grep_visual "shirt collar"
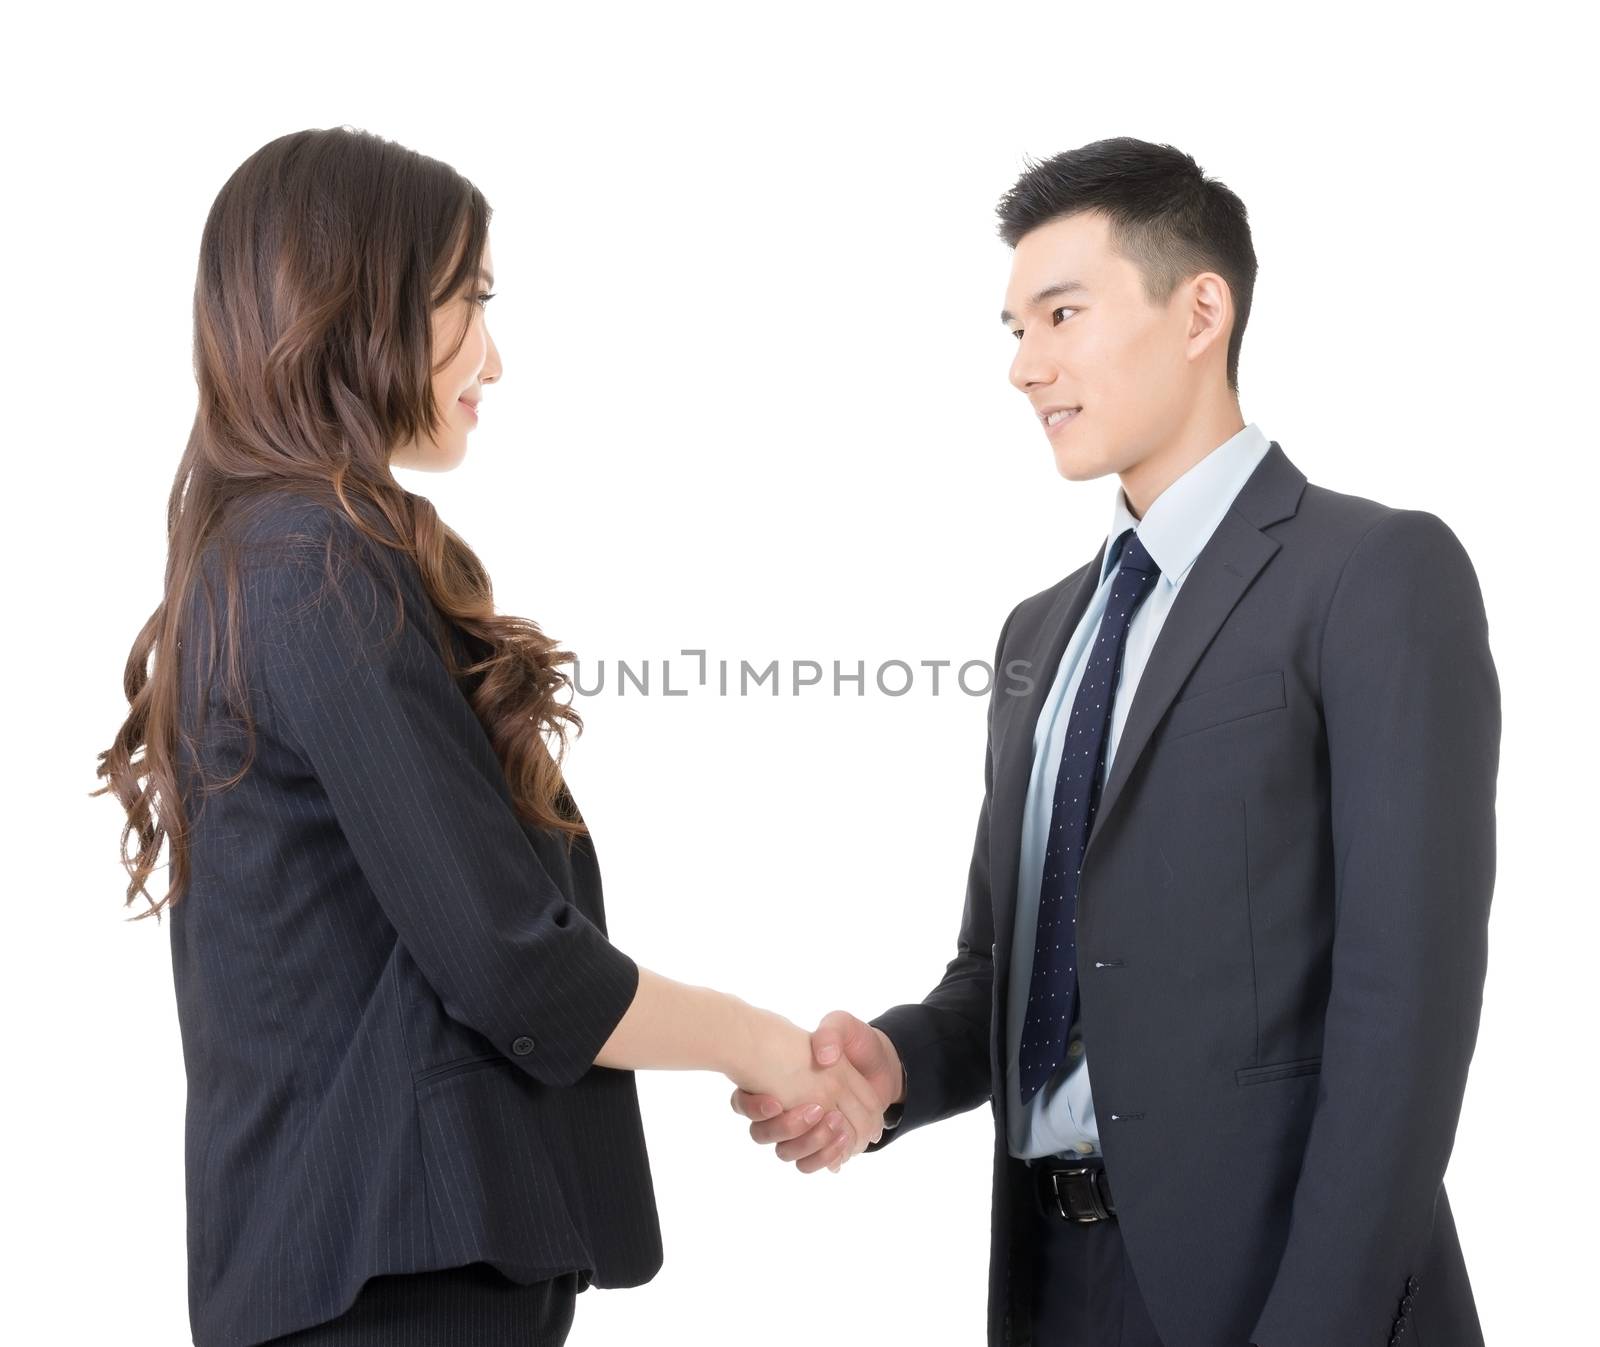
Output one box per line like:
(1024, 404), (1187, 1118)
(1098, 423), (1272, 588)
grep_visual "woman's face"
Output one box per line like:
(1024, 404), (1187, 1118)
(390, 235), (501, 473)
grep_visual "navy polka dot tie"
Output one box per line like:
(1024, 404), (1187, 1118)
(1019, 527), (1162, 1105)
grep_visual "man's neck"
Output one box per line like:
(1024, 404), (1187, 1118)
(1119, 400), (1246, 517)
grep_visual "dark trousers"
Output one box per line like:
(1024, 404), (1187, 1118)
(258, 1262), (579, 1346)
(1030, 1161), (1166, 1347)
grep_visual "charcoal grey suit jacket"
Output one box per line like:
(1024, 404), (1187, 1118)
(867, 440), (1499, 1347)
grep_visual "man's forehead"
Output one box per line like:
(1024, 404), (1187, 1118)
(1002, 220), (1132, 316)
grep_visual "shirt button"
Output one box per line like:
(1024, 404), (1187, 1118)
(1075, 1140), (1095, 1154)
(511, 1036), (536, 1055)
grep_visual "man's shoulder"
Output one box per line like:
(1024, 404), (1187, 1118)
(1296, 479), (1398, 542)
(1294, 482), (1472, 584)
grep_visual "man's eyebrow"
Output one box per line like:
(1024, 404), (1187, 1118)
(1000, 279), (1087, 325)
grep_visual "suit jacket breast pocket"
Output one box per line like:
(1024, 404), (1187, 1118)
(1162, 669), (1286, 741)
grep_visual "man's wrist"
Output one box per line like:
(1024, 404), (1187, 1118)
(876, 1027), (907, 1126)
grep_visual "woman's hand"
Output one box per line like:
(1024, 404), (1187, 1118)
(725, 1005), (886, 1172)
(730, 1010), (906, 1174)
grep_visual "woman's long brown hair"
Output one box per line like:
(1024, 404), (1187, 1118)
(94, 125), (585, 922)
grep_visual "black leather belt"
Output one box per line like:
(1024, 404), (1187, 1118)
(1032, 1159), (1117, 1223)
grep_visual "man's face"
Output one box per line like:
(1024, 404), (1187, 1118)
(1002, 209), (1198, 482)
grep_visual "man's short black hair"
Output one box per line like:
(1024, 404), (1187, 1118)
(997, 137), (1257, 392)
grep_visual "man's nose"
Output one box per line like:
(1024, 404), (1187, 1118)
(1009, 333), (1055, 392)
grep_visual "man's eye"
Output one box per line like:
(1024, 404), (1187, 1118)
(1011, 307), (1076, 338)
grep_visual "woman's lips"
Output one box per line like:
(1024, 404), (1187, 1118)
(458, 399), (478, 421)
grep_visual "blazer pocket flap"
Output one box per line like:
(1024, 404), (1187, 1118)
(1235, 1054), (1322, 1086)
(1164, 669), (1286, 740)
(414, 1061), (595, 1273)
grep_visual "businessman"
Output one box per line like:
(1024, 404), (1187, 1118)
(733, 138), (1499, 1347)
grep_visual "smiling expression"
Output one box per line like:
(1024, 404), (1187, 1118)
(389, 233), (502, 473)
(1002, 209), (1228, 485)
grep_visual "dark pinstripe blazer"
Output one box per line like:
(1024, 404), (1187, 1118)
(866, 441), (1499, 1347)
(171, 490), (662, 1347)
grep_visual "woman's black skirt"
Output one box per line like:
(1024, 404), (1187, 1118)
(257, 1262), (580, 1346)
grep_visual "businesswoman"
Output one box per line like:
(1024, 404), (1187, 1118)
(94, 126), (888, 1347)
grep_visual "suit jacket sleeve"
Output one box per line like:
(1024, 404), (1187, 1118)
(250, 522), (641, 1090)
(863, 601), (1020, 1149)
(1250, 509), (1500, 1345)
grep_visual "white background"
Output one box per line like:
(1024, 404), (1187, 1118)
(7, 1), (1594, 1342)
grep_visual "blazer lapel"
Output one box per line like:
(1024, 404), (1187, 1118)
(989, 441), (1307, 982)
(1082, 442), (1305, 868)
(989, 544), (1105, 991)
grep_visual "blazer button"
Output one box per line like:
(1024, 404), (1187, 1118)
(511, 1036), (536, 1055)
(1406, 1274), (1421, 1294)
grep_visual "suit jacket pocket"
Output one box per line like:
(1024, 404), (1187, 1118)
(1164, 669), (1286, 740)
(413, 1051), (508, 1085)
(1235, 1054), (1322, 1086)
(414, 1059), (596, 1277)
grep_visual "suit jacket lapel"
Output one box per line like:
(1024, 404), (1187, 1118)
(989, 441), (1307, 986)
(989, 543), (1105, 994)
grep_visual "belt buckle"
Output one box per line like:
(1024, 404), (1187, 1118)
(1050, 1165), (1111, 1223)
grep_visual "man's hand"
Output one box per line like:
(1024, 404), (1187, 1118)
(725, 1004), (885, 1169)
(730, 1010), (905, 1174)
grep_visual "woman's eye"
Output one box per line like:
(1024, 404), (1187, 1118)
(473, 291), (496, 308)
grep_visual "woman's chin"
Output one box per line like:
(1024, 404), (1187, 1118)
(392, 440), (468, 473)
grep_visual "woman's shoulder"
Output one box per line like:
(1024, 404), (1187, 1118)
(228, 488), (367, 557)
(215, 489), (422, 597)
(195, 489), (447, 668)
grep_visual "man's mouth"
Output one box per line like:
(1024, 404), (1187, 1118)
(1041, 406), (1082, 428)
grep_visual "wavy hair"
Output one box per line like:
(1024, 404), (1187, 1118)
(94, 125), (585, 922)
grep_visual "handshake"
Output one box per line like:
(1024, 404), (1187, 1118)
(726, 1008), (906, 1174)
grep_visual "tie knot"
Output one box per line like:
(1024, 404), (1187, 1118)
(1114, 529), (1160, 578)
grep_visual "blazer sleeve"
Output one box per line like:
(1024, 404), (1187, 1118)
(863, 601), (1019, 1149)
(1250, 508), (1500, 1346)
(249, 524), (641, 1090)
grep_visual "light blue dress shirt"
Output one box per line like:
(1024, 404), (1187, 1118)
(1005, 422), (1273, 1160)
